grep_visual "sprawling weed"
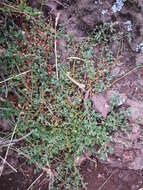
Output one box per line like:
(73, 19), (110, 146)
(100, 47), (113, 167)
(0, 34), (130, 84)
(0, 2), (128, 189)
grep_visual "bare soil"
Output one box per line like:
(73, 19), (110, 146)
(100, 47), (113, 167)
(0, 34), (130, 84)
(81, 161), (143, 190)
(0, 160), (143, 190)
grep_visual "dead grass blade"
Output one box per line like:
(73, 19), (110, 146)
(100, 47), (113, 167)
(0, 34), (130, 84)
(97, 171), (116, 190)
(66, 72), (86, 91)
(0, 70), (31, 85)
(55, 12), (61, 80)
(0, 130), (33, 146)
(67, 56), (85, 62)
(108, 66), (143, 88)
(0, 155), (17, 173)
(0, 117), (19, 176)
(27, 172), (44, 190)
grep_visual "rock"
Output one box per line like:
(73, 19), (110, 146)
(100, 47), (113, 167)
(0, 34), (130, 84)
(91, 93), (110, 118)
(130, 124), (141, 144)
(44, 0), (112, 37)
(128, 151), (143, 170)
(82, 15), (96, 28)
(127, 107), (143, 125)
(137, 79), (143, 86)
(122, 150), (135, 163)
(126, 99), (143, 125)
(136, 54), (143, 65)
(106, 90), (128, 106)
(127, 99), (143, 108)
(113, 143), (124, 157)
(111, 66), (121, 77)
(0, 118), (10, 131)
(103, 127), (143, 170)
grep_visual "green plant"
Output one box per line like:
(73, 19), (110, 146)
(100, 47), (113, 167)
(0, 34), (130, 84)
(0, 3), (128, 189)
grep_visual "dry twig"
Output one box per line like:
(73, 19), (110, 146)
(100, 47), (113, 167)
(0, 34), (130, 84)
(0, 155), (17, 173)
(0, 70), (31, 85)
(12, 148), (54, 189)
(0, 117), (19, 176)
(54, 12), (61, 80)
(54, 0), (68, 8)
(66, 72), (85, 91)
(97, 171), (115, 190)
(108, 66), (143, 88)
(67, 56), (85, 62)
(0, 130), (33, 146)
(0, 2), (37, 22)
(27, 172), (44, 190)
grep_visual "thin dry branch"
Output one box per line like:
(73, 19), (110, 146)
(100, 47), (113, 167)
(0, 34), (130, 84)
(54, 0), (68, 8)
(0, 70), (31, 85)
(0, 155), (17, 173)
(27, 172), (44, 190)
(54, 12), (61, 80)
(0, 2), (37, 22)
(66, 72), (86, 91)
(11, 148), (54, 189)
(67, 56), (86, 62)
(97, 171), (115, 190)
(108, 66), (143, 88)
(0, 130), (33, 146)
(0, 118), (19, 176)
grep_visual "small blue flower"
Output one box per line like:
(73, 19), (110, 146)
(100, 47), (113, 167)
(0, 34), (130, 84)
(112, 0), (126, 13)
(101, 9), (108, 15)
(136, 43), (143, 53)
(124, 20), (132, 32)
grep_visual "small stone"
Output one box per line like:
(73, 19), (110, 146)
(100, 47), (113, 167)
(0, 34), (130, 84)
(0, 118), (10, 131)
(126, 99), (143, 125)
(111, 66), (121, 77)
(58, 39), (67, 50)
(128, 154), (143, 170)
(93, 46), (100, 55)
(127, 99), (143, 108)
(122, 150), (135, 162)
(106, 90), (127, 106)
(128, 107), (143, 125)
(113, 143), (124, 157)
(91, 93), (110, 118)
(74, 155), (87, 166)
(136, 54), (143, 65)
(138, 79), (143, 86)
(130, 124), (141, 143)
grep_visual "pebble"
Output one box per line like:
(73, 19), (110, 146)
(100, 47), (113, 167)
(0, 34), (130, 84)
(111, 66), (121, 77)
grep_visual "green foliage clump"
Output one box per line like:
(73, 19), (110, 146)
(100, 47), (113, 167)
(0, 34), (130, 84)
(0, 3), (128, 189)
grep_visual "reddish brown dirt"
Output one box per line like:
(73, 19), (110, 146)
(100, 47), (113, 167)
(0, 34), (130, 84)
(0, 164), (48, 190)
(81, 161), (143, 190)
(0, 161), (143, 190)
